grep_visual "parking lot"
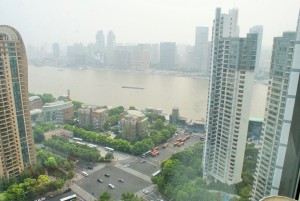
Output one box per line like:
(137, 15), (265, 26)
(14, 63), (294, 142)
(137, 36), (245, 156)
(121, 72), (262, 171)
(76, 165), (152, 200)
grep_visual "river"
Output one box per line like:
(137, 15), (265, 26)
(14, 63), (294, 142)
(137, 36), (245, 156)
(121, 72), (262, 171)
(28, 65), (268, 121)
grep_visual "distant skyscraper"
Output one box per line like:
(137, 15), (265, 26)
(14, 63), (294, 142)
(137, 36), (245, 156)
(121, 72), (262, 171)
(96, 30), (105, 51)
(203, 8), (258, 185)
(95, 30), (105, 66)
(249, 25), (263, 75)
(194, 27), (209, 74)
(52, 42), (60, 58)
(252, 11), (300, 201)
(105, 30), (116, 67)
(160, 42), (176, 69)
(0, 25), (36, 178)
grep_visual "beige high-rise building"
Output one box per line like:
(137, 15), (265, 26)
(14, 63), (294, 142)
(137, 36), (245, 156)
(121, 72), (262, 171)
(0, 25), (36, 178)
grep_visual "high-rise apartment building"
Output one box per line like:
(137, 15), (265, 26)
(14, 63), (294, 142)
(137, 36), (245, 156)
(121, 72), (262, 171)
(203, 8), (258, 185)
(160, 42), (176, 69)
(252, 11), (300, 201)
(0, 25), (36, 178)
(194, 27), (209, 75)
(249, 25), (263, 76)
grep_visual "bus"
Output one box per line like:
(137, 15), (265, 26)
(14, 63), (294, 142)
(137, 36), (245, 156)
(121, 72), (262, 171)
(105, 147), (114, 152)
(73, 137), (83, 142)
(60, 194), (76, 201)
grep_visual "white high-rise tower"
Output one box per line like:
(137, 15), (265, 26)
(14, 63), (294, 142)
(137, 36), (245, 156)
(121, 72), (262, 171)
(203, 8), (258, 185)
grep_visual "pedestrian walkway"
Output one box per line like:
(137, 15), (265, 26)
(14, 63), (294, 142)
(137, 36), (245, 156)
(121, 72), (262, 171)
(135, 184), (156, 197)
(70, 183), (97, 201)
(114, 163), (152, 183)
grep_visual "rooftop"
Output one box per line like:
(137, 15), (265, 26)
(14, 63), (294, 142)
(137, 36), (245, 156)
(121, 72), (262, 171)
(126, 110), (145, 118)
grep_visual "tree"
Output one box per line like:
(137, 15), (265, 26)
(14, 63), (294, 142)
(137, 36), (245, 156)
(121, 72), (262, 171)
(99, 191), (111, 201)
(39, 93), (56, 104)
(128, 106), (136, 110)
(105, 152), (114, 160)
(44, 157), (58, 169)
(121, 192), (142, 201)
(33, 127), (45, 143)
(154, 119), (164, 130)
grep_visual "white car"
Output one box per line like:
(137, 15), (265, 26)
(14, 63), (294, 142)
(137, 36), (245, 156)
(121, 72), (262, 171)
(142, 190), (149, 194)
(108, 184), (115, 189)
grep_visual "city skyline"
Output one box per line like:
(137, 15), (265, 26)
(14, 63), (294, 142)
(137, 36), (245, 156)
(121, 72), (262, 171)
(1, 0), (299, 47)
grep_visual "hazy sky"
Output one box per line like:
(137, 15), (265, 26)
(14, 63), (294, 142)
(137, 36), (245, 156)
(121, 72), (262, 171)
(1, 0), (299, 47)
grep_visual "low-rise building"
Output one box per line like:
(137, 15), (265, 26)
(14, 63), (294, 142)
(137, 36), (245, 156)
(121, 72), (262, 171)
(42, 101), (73, 124)
(120, 110), (148, 142)
(78, 105), (108, 131)
(29, 96), (43, 110)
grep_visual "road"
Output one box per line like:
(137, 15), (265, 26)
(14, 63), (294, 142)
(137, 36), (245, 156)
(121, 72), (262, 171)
(68, 132), (201, 201)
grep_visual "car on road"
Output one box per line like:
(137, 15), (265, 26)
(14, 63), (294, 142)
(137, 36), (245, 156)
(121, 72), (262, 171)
(97, 178), (103, 183)
(140, 160), (146, 163)
(142, 190), (149, 194)
(123, 164), (130, 167)
(108, 184), (115, 189)
(87, 166), (93, 170)
(104, 173), (110, 177)
(118, 179), (124, 183)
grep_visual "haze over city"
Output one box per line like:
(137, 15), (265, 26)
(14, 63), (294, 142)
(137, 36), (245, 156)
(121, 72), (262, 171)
(1, 0), (299, 47)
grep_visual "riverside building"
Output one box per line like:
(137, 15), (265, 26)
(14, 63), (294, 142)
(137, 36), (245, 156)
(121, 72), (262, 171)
(203, 8), (258, 185)
(0, 25), (36, 178)
(252, 10), (300, 201)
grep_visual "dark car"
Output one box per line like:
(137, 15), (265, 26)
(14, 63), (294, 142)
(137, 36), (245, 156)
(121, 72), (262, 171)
(118, 179), (124, 183)
(104, 173), (110, 177)
(87, 166), (93, 170)
(64, 188), (71, 193)
(97, 178), (103, 183)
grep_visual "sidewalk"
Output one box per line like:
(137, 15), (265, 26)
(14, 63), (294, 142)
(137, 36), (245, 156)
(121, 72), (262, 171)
(70, 183), (97, 201)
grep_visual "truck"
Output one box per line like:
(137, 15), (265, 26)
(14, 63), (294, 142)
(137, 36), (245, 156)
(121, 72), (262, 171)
(162, 143), (169, 149)
(182, 136), (190, 142)
(177, 141), (184, 147)
(151, 150), (159, 156)
(152, 146), (159, 151)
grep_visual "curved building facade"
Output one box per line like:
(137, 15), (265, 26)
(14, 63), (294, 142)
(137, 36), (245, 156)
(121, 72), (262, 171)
(0, 25), (36, 178)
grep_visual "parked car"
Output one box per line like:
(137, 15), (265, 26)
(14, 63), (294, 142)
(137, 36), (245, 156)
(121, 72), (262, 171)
(140, 160), (146, 163)
(142, 190), (149, 194)
(87, 166), (93, 170)
(108, 184), (115, 189)
(104, 173), (110, 177)
(118, 179), (124, 183)
(97, 178), (103, 183)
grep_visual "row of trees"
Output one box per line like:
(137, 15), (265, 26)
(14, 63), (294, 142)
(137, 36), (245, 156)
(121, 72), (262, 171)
(44, 137), (101, 162)
(64, 124), (132, 152)
(64, 118), (176, 156)
(98, 191), (142, 201)
(0, 175), (65, 201)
